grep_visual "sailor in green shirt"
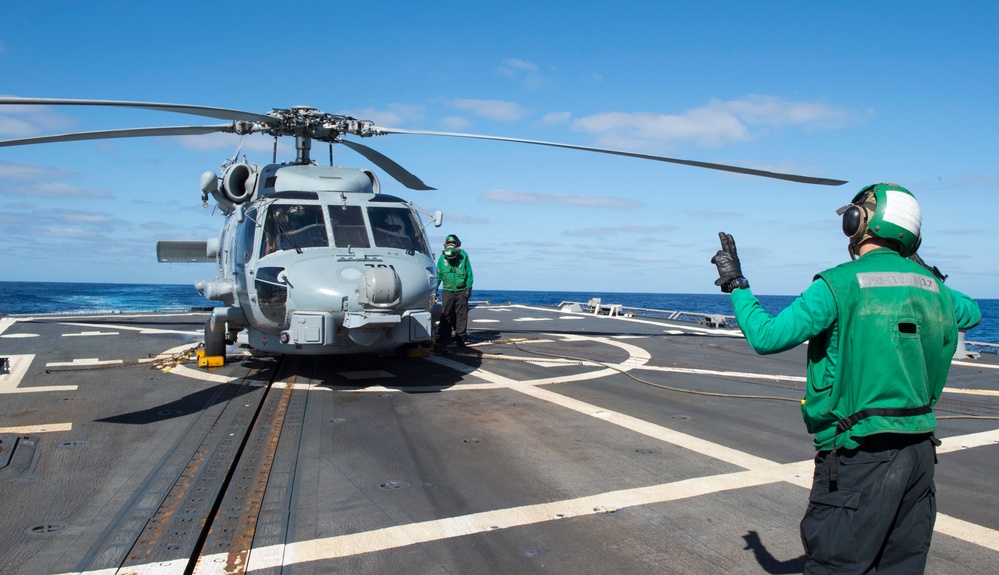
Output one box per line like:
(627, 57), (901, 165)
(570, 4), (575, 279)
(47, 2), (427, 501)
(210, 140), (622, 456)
(711, 183), (981, 574)
(435, 234), (474, 347)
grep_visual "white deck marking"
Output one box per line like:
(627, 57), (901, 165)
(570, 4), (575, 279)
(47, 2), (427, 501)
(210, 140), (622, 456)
(62, 331), (119, 337)
(214, 428), (999, 570)
(0, 423), (72, 433)
(1, 333), (39, 338)
(41, 319), (999, 574)
(0, 317), (15, 335)
(0, 355), (78, 393)
(943, 387), (999, 397)
(636, 363), (807, 383)
(46, 358), (123, 367)
(953, 359), (999, 370)
(935, 428), (999, 454)
(63, 321), (202, 336)
(339, 370), (396, 380)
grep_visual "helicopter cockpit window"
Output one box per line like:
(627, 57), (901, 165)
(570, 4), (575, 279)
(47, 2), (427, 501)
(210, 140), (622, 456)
(368, 207), (428, 254)
(328, 205), (371, 248)
(260, 203), (328, 257)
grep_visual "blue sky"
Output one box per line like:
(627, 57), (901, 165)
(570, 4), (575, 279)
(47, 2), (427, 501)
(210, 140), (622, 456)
(1, 1), (997, 298)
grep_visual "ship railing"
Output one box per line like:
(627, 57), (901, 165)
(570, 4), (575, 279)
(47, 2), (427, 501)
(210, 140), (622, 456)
(966, 341), (998, 354)
(556, 299), (739, 329)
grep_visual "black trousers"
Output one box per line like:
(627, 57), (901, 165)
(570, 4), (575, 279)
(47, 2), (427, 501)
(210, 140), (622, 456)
(438, 289), (470, 342)
(801, 433), (936, 574)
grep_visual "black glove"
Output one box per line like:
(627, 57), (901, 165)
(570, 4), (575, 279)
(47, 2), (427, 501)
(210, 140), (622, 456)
(909, 253), (948, 282)
(711, 232), (748, 293)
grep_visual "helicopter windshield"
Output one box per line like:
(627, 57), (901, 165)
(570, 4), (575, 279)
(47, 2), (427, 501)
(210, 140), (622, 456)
(328, 205), (371, 248)
(367, 207), (429, 254)
(260, 203), (328, 257)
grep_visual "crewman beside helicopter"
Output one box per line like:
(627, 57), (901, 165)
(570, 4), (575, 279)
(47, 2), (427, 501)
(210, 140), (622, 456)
(435, 234), (474, 347)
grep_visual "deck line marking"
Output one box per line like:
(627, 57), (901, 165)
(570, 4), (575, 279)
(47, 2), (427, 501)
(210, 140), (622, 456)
(935, 428), (999, 454)
(636, 364), (808, 383)
(62, 331), (119, 337)
(227, 433), (999, 570)
(63, 322), (203, 336)
(0, 355), (78, 393)
(952, 359), (999, 370)
(0, 317), (16, 335)
(169, 364), (238, 383)
(0, 423), (72, 433)
(236, 468), (780, 568)
(942, 387), (999, 397)
(46, 358), (123, 367)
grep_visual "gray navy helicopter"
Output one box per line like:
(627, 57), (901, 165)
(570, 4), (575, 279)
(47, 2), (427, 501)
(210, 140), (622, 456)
(0, 98), (846, 359)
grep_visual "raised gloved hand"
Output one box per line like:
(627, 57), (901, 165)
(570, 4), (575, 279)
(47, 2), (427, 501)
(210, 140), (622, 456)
(909, 253), (948, 282)
(711, 232), (749, 293)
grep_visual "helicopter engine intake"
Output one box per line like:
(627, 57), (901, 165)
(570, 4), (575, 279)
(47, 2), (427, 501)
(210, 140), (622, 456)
(222, 163), (258, 204)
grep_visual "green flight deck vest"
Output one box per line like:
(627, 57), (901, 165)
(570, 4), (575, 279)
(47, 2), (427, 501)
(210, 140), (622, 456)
(803, 248), (957, 452)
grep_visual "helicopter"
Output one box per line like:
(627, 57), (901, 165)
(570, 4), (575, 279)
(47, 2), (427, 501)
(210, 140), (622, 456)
(0, 97), (847, 359)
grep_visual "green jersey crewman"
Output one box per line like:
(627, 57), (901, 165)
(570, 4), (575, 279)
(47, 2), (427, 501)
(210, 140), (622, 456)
(436, 234), (473, 347)
(711, 183), (981, 573)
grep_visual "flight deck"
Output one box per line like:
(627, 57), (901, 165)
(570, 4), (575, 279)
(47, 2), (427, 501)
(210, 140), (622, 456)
(1, 304), (997, 574)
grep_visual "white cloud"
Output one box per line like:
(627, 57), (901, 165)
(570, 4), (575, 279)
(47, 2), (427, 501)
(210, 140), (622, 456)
(482, 189), (643, 209)
(441, 212), (489, 224)
(498, 58), (538, 76)
(497, 58), (548, 89)
(541, 111), (572, 126)
(448, 99), (532, 122)
(0, 100), (77, 137)
(572, 95), (866, 150)
(0, 161), (75, 180)
(563, 224), (680, 237)
(0, 181), (111, 199)
(439, 116), (471, 131)
(343, 104), (426, 127)
(177, 132), (284, 154)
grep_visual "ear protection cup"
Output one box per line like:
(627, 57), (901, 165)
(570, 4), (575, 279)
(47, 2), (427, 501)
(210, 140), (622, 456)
(841, 204), (869, 240)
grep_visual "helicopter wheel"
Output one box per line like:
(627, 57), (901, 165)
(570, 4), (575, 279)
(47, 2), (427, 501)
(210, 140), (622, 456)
(204, 319), (227, 357)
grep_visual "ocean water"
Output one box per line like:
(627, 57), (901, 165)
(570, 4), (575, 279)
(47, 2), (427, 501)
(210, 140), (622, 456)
(1, 282), (996, 344)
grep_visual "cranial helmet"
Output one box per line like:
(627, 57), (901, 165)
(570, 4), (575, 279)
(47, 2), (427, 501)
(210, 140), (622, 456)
(837, 183), (922, 258)
(444, 234), (461, 247)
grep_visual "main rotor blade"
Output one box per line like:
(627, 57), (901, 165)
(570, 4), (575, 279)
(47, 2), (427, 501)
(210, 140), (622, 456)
(373, 127), (848, 186)
(339, 139), (435, 191)
(0, 97), (276, 124)
(0, 125), (239, 148)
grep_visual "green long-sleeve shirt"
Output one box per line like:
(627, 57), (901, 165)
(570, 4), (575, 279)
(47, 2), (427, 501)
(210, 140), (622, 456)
(730, 251), (981, 450)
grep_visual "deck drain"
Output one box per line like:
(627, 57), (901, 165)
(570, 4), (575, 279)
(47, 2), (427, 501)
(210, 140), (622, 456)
(635, 448), (658, 454)
(57, 441), (88, 449)
(25, 522), (68, 535)
(330, 418), (348, 424)
(157, 409), (182, 416)
(459, 438), (481, 444)
(520, 548), (545, 558)
(379, 480), (409, 490)
(670, 415), (691, 421)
